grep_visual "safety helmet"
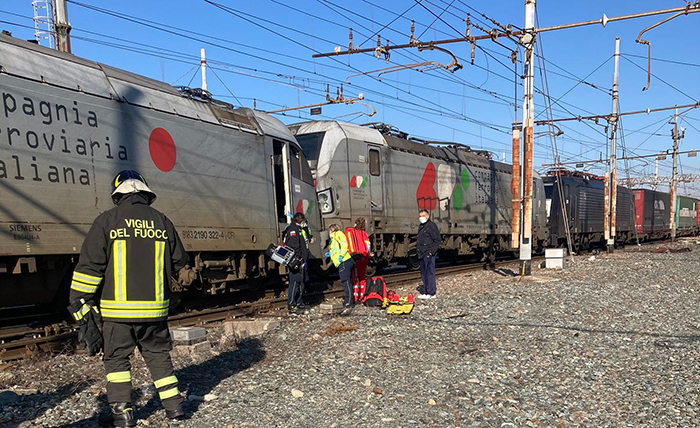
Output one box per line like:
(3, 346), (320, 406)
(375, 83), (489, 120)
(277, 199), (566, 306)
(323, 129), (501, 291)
(111, 170), (156, 204)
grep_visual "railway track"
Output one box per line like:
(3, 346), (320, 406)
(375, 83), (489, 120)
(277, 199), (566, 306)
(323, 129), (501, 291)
(0, 256), (539, 362)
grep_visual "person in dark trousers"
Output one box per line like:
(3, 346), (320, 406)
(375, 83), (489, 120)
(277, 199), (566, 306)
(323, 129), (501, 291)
(416, 209), (440, 299)
(283, 212), (308, 314)
(67, 170), (189, 427)
(300, 218), (312, 299)
(327, 223), (355, 309)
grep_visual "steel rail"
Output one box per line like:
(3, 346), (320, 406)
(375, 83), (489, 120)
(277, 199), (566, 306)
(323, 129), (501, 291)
(0, 259), (523, 362)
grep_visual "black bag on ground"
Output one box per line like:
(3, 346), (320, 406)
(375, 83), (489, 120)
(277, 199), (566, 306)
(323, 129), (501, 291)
(362, 277), (387, 307)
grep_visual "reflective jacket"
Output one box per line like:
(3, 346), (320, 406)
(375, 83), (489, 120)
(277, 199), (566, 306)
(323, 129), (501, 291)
(69, 193), (189, 323)
(329, 230), (351, 268)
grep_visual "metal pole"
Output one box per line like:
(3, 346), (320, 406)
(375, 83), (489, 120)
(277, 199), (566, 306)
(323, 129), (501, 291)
(654, 156), (658, 189)
(607, 37), (620, 253)
(50, 0), (71, 53)
(519, 0), (536, 276)
(670, 107), (679, 242)
(200, 48), (208, 91)
(511, 123), (521, 250)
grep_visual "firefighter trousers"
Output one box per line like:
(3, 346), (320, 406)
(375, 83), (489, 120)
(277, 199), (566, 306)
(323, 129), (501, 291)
(103, 321), (182, 411)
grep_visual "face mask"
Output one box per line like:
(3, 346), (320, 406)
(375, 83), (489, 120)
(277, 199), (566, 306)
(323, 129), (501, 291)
(419, 217), (428, 224)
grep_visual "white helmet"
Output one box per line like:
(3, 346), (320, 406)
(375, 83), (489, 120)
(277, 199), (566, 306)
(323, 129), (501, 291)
(111, 170), (156, 204)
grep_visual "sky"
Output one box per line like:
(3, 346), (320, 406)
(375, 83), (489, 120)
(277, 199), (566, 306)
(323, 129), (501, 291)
(2, 0), (699, 195)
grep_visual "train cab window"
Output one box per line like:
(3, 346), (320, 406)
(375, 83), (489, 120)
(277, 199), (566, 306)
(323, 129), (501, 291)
(295, 131), (325, 162)
(369, 149), (380, 176)
(299, 150), (314, 185)
(544, 184), (553, 200)
(290, 146), (314, 185)
(290, 146), (302, 180)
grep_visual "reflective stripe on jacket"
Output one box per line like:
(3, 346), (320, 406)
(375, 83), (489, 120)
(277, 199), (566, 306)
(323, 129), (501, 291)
(69, 193), (189, 322)
(329, 230), (351, 268)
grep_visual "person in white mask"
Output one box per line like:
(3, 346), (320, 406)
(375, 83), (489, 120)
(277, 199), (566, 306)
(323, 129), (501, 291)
(416, 209), (440, 299)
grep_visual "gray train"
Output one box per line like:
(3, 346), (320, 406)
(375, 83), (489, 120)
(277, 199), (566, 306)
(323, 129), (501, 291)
(289, 121), (697, 267)
(0, 33), (322, 310)
(289, 120), (550, 269)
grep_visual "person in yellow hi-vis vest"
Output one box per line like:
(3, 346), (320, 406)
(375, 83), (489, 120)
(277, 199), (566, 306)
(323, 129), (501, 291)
(326, 224), (355, 309)
(345, 217), (371, 302)
(66, 170), (189, 427)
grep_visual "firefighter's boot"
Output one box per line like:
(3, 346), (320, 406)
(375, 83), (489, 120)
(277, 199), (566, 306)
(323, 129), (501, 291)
(165, 403), (185, 420)
(98, 402), (136, 427)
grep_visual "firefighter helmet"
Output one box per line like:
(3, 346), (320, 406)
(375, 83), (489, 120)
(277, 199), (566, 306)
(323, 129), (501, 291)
(111, 170), (156, 204)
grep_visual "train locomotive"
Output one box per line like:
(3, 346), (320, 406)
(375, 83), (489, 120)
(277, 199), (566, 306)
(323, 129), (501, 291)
(1, 32), (697, 315)
(0, 33), (323, 311)
(543, 171), (636, 251)
(291, 120), (699, 265)
(289, 120), (549, 269)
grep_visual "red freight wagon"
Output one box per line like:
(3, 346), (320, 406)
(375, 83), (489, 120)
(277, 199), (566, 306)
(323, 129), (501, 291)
(633, 189), (671, 239)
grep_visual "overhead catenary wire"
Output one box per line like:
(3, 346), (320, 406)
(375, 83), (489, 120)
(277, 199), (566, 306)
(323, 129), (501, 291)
(56, 2), (513, 133)
(533, 10), (575, 259)
(200, 0), (512, 132)
(4, 2), (695, 166)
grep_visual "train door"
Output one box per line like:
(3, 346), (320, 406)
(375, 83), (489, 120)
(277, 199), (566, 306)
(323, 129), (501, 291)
(272, 140), (292, 238)
(368, 146), (384, 212)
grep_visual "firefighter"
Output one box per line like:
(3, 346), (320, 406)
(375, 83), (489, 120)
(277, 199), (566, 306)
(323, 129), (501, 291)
(66, 170), (189, 427)
(283, 212), (308, 313)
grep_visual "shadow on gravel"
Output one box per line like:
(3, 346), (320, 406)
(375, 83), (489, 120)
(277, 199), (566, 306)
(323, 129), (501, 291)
(52, 337), (266, 427)
(137, 336), (266, 421)
(2, 383), (88, 428)
(492, 268), (518, 277)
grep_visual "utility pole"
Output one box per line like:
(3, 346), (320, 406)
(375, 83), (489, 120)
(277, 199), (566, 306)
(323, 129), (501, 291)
(511, 122), (520, 251)
(200, 48), (208, 91)
(50, 0), (71, 53)
(605, 37), (620, 253)
(654, 156), (659, 190)
(519, 0), (536, 276)
(670, 107), (684, 241)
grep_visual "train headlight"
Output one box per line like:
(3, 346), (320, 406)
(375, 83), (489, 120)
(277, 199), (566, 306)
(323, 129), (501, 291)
(317, 188), (334, 214)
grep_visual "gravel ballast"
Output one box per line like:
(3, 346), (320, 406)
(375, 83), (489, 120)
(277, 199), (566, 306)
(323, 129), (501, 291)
(1, 241), (699, 427)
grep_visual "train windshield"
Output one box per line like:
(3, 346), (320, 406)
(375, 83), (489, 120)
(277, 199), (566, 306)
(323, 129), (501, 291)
(544, 183), (554, 218)
(295, 132), (326, 167)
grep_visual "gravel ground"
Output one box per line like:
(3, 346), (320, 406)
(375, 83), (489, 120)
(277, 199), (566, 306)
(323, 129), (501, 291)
(2, 240), (700, 427)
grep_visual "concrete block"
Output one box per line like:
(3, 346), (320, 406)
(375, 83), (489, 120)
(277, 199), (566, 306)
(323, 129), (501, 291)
(224, 319), (281, 339)
(545, 248), (566, 258)
(319, 303), (344, 315)
(546, 258), (565, 269)
(171, 327), (207, 345)
(171, 341), (211, 358)
(545, 248), (566, 269)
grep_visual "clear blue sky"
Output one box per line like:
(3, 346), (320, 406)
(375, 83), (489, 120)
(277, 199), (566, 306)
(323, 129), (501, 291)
(2, 0), (699, 195)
